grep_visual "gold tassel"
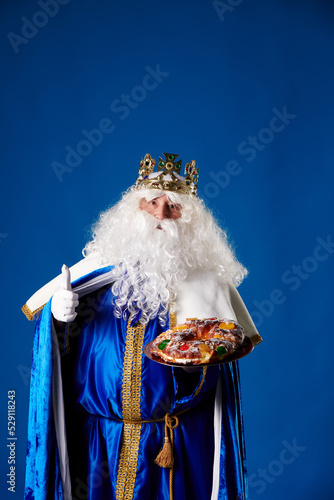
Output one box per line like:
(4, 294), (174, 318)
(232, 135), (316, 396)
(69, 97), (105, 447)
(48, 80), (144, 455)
(155, 436), (174, 468)
(154, 414), (179, 469)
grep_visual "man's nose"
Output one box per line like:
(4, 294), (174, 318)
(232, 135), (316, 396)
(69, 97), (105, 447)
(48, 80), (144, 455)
(154, 203), (169, 219)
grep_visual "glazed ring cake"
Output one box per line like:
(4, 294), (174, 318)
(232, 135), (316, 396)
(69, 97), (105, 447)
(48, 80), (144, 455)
(150, 318), (245, 365)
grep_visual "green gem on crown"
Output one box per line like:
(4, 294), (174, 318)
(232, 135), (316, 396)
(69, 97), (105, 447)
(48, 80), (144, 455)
(137, 153), (199, 196)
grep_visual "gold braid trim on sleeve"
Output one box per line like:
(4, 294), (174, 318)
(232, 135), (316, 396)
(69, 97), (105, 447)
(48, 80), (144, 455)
(21, 303), (45, 321)
(250, 333), (263, 345)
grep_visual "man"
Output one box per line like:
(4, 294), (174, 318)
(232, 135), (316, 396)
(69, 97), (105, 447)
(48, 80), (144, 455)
(23, 153), (262, 500)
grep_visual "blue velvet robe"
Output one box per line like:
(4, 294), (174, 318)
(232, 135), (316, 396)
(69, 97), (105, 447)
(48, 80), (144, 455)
(25, 268), (248, 500)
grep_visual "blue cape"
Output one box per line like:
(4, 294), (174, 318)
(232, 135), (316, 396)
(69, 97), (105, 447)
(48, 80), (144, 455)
(24, 267), (248, 500)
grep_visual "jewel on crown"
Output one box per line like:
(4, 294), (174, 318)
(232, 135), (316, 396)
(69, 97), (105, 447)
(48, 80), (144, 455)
(136, 152), (199, 195)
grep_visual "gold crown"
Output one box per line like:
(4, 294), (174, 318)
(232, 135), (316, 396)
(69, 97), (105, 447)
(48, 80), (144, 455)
(136, 152), (199, 196)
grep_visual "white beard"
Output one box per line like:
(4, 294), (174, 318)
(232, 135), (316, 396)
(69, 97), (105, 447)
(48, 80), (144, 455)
(83, 188), (248, 325)
(110, 210), (191, 326)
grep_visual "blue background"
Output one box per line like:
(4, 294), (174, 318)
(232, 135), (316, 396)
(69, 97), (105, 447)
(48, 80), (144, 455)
(1, 0), (333, 498)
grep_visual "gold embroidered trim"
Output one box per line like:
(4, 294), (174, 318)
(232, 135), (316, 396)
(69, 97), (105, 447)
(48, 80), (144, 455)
(250, 333), (263, 346)
(116, 321), (146, 500)
(21, 303), (45, 321)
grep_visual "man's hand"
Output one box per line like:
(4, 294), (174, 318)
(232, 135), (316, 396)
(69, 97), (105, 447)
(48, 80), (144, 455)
(51, 265), (79, 323)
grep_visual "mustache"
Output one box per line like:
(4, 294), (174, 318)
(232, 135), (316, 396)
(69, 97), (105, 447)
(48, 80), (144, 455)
(135, 210), (181, 238)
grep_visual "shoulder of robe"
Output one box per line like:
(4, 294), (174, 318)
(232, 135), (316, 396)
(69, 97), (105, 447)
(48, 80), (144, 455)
(176, 269), (262, 345)
(21, 252), (107, 321)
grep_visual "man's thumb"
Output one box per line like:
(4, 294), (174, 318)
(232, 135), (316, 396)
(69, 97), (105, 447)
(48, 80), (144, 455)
(62, 264), (72, 290)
